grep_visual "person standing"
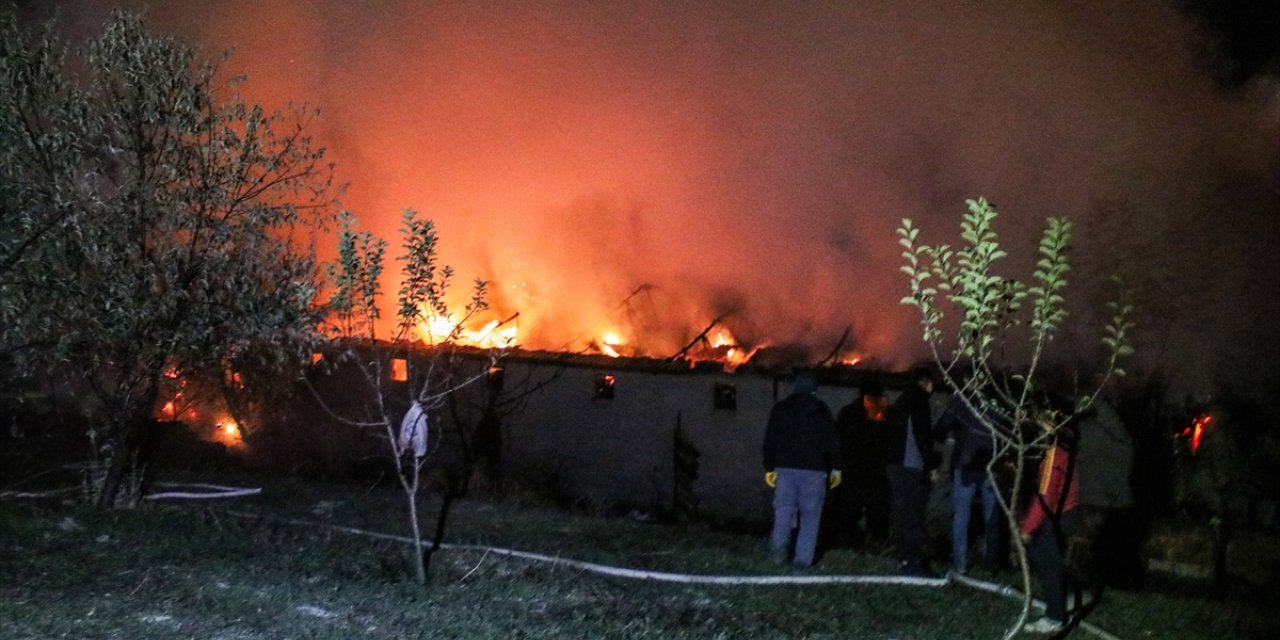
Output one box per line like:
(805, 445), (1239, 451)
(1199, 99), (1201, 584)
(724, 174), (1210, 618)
(885, 367), (940, 576)
(829, 380), (891, 550)
(936, 392), (1002, 576)
(1020, 422), (1082, 634)
(763, 370), (841, 568)
(1076, 397), (1139, 588)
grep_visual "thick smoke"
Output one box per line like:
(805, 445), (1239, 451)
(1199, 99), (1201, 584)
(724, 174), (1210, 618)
(21, 0), (1280, 395)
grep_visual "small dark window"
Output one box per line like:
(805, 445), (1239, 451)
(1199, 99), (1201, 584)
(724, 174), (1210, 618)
(713, 382), (737, 411)
(594, 374), (616, 400)
(487, 366), (505, 392)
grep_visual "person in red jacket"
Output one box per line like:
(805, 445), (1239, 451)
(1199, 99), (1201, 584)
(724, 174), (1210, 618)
(1019, 418), (1082, 634)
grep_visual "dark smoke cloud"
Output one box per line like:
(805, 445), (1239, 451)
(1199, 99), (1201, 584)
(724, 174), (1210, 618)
(21, 0), (1280, 396)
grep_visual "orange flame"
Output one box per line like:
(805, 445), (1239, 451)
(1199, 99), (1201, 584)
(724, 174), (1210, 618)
(416, 315), (518, 349)
(214, 418), (243, 447)
(710, 330), (734, 349)
(863, 394), (888, 421)
(402, 300), (872, 373)
(688, 328), (761, 371)
(1181, 413), (1214, 454)
(600, 330), (625, 358)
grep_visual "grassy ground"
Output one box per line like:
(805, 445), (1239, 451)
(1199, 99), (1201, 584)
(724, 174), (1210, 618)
(2, 472), (1276, 639)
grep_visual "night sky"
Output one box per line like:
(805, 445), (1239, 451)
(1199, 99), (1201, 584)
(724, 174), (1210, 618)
(19, 1), (1280, 398)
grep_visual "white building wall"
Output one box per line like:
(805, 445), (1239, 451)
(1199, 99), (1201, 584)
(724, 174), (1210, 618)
(499, 360), (859, 522)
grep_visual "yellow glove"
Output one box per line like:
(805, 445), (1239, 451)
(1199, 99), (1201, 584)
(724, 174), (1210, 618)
(828, 470), (843, 489)
(764, 471), (777, 488)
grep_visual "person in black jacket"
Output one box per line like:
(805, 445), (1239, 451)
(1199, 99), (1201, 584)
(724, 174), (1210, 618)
(885, 367), (939, 576)
(763, 371), (840, 568)
(827, 380), (892, 550)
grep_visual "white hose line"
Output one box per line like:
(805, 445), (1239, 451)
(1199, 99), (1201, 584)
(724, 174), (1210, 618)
(0, 481), (262, 501)
(951, 573), (1124, 640)
(224, 509), (946, 586)
(3, 481), (1122, 638)
(449, 542), (950, 586)
(225, 509), (1125, 638)
(143, 482), (263, 500)
(0, 487), (80, 499)
(144, 487), (263, 500)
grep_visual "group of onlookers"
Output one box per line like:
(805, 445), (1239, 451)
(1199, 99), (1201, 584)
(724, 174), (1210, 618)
(762, 368), (1086, 634)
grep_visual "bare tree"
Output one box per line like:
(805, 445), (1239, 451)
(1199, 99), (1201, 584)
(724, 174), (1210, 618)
(318, 209), (510, 584)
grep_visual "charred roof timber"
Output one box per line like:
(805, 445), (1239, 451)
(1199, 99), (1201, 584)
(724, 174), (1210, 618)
(314, 339), (918, 394)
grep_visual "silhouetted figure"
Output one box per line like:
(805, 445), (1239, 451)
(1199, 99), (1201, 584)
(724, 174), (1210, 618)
(885, 368), (939, 576)
(936, 392), (1003, 575)
(763, 371), (840, 568)
(829, 381), (891, 550)
(1077, 397), (1138, 589)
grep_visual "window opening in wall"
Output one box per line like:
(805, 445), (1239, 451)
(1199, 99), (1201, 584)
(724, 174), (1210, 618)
(487, 366), (505, 392)
(594, 374), (616, 400)
(863, 394), (888, 422)
(713, 382), (737, 411)
(390, 358), (408, 382)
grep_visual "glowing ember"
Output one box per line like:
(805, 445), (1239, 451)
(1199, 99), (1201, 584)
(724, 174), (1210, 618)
(157, 391), (188, 421)
(688, 328), (760, 371)
(721, 346), (754, 369)
(214, 418), (243, 446)
(1181, 413), (1214, 454)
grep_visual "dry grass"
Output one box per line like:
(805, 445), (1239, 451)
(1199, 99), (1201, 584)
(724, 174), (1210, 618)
(1, 471), (1275, 639)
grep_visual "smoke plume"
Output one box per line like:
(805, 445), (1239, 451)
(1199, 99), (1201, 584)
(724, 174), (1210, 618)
(20, 0), (1280, 397)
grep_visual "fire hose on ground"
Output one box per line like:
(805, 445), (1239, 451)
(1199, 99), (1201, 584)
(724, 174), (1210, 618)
(5, 481), (1123, 639)
(223, 506), (1123, 639)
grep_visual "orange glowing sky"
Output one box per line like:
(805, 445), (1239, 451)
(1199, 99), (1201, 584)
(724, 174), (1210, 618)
(23, 0), (1280, 388)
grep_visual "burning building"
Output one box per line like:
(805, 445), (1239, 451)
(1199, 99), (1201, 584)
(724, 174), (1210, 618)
(282, 334), (899, 524)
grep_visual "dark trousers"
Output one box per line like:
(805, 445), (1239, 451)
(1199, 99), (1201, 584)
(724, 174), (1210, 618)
(846, 483), (891, 544)
(827, 477), (890, 549)
(887, 465), (928, 566)
(1028, 508), (1080, 623)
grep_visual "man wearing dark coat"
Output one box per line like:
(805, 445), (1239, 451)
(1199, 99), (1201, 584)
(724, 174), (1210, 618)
(763, 371), (840, 568)
(885, 367), (939, 576)
(828, 381), (891, 550)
